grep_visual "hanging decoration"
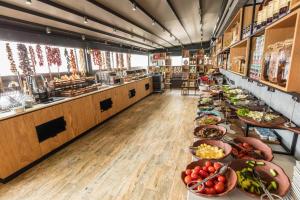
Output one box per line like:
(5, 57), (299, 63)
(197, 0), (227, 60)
(78, 49), (86, 76)
(64, 48), (71, 73)
(28, 46), (36, 73)
(106, 51), (111, 69)
(92, 49), (102, 70)
(5, 43), (17, 73)
(127, 54), (131, 69)
(17, 43), (31, 75)
(45, 46), (52, 66)
(45, 46), (62, 67)
(116, 53), (119, 68)
(120, 53), (124, 68)
(36, 44), (44, 66)
(52, 48), (62, 66)
(70, 49), (77, 75)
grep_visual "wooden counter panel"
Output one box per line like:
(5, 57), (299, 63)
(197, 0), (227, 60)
(62, 96), (97, 137)
(114, 84), (129, 112)
(31, 105), (74, 155)
(0, 114), (41, 178)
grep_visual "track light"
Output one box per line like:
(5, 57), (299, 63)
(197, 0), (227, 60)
(81, 35), (86, 40)
(143, 38), (146, 42)
(170, 33), (173, 37)
(84, 16), (88, 24)
(46, 27), (51, 34)
(152, 19), (156, 26)
(26, 0), (32, 5)
(104, 41), (108, 45)
(113, 28), (117, 32)
(132, 3), (136, 11)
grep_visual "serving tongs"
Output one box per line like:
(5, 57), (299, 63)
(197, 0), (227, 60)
(221, 136), (265, 160)
(187, 163), (229, 192)
(252, 169), (283, 200)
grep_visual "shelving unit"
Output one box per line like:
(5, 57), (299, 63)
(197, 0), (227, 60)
(229, 38), (250, 76)
(211, 1), (300, 94)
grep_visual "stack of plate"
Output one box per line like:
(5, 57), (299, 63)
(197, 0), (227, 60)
(284, 161), (300, 199)
(254, 128), (278, 142)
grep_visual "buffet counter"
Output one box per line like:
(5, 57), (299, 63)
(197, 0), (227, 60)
(0, 77), (153, 181)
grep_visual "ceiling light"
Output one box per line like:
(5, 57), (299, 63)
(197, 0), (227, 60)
(46, 27), (51, 34)
(81, 35), (86, 40)
(132, 3), (136, 11)
(26, 0), (32, 5)
(84, 16), (88, 24)
(152, 19), (156, 26)
(113, 28), (117, 32)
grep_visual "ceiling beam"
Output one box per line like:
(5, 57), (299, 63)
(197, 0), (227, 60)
(86, 0), (175, 47)
(129, 0), (184, 46)
(0, 15), (148, 53)
(166, 0), (193, 44)
(0, 1), (153, 49)
(37, 0), (165, 48)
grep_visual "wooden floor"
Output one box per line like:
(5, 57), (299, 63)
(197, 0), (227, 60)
(0, 90), (197, 200)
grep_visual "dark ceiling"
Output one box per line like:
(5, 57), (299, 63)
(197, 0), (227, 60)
(0, 0), (227, 52)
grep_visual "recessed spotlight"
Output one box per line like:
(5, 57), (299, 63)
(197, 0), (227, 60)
(46, 27), (51, 34)
(26, 0), (32, 5)
(81, 35), (86, 40)
(152, 19), (156, 26)
(84, 16), (88, 24)
(132, 3), (136, 11)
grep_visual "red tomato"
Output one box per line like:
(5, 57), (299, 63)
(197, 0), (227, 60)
(191, 173), (198, 180)
(205, 180), (214, 187)
(217, 175), (226, 183)
(205, 187), (216, 194)
(199, 170), (209, 178)
(185, 169), (192, 175)
(197, 177), (203, 182)
(214, 182), (225, 193)
(208, 166), (216, 173)
(205, 161), (212, 167)
(184, 175), (192, 184)
(202, 166), (209, 172)
(213, 163), (222, 171)
(232, 148), (239, 156)
(193, 166), (201, 174)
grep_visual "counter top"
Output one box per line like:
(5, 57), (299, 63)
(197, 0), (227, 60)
(0, 77), (151, 122)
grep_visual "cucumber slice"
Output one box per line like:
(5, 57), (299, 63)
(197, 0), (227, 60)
(256, 161), (265, 166)
(270, 169), (277, 177)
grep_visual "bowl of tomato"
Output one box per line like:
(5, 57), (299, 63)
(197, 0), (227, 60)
(231, 136), (273, 161)
(181, 160), (237, 197)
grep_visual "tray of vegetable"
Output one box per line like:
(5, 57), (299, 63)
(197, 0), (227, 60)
(229, 136), (273, 161)
(236, 108), (285, 127)
(190, 140), (232, 160)
(181, 160), (237, 197)
(194, 125), (226, 139)
(230, 159), (290, 198)
(195, 115), (222, 127)
(199, 97), (213, 106)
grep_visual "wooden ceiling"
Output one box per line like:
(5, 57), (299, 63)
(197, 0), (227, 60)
(0, 0), (225, 51)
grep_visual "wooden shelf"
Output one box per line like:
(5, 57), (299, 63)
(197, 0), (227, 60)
(261, 10), (300, 93)
(291, 0), (300, 10)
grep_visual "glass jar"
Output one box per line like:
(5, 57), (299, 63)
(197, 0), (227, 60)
(261, 6), (267, 26)
(267, 1), (274, 24)
(273, 0), (280, 20)
(279, 0), (289, 17)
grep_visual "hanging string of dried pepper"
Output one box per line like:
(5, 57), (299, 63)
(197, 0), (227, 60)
(69, 49), (77, 75)
(45, 46), (52, 66)
(52, 48), (62, 66)
(92, 49), (102, 70)
(17, 43), (31, 75)
(106, 51), (111, 69)
(64, 48), (70, 73)
(127, 54), (131, 69)
(5, 43), (17, 73)
(120, 53), (124, 68)
(28, 46), (36, 73)
(36, 44), (44, 66)
(116, 53), (119, 68)
(79, 49), (86, 76)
